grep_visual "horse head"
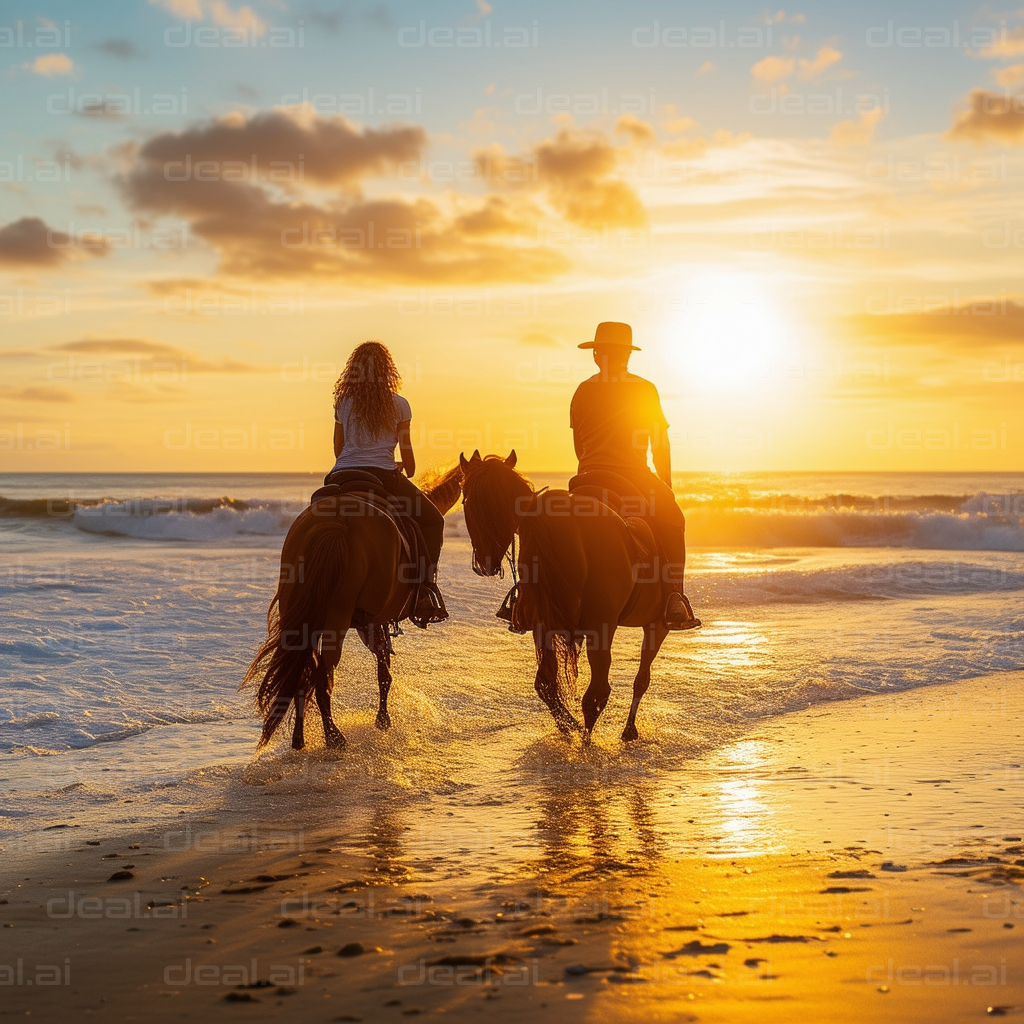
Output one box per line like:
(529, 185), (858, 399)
(459, 450), (530, 577)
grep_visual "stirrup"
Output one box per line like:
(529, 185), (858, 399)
(496, 584), (529, 633)
(496, 583), (518, 622)
(410, 582), (448, 630)
(665, 593), (701, 631)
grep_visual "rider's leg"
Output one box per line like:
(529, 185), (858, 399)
(619, 469), (695, 627)
(379, 470), (447, 624)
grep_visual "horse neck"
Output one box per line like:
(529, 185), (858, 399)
(423, 463), (464, 515)
(489, 466), (534, 534)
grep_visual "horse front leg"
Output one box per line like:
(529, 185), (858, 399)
(533, 631), (581, 736)
(373, 625), (393, 731)
(622, 622), (668, 742)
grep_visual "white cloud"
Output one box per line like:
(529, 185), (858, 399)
(830, 107), (884, 147)
(751, 56), (794, 82)
(210, 1), (266, 33)
(149, 0), (266, 35)
(28, 53), (74, 76)
(798, 45), (841, 79)
(993, 63), (1024, 87)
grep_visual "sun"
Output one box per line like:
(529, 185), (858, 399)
(661, 271), (792, 395)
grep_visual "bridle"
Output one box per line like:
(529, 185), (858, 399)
(462, 469), (546, 582)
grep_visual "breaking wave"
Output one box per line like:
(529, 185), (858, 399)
(0, 490), (1021, 550)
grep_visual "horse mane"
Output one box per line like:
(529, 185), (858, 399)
(461, 456), (534, 577)
(419, 462), (465, 515)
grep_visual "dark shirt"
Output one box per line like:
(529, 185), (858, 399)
(570, 373), (668, 474)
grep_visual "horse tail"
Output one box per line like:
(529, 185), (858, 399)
(242, 514), (350, 749)
(516, 513), (586, 704)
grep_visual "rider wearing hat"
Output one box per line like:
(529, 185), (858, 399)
(570, 321), (697, 630)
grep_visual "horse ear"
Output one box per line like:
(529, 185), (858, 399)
(471, 449), (482, 463)
(505, 449), (517, 468)
(459, 452), (470, 472)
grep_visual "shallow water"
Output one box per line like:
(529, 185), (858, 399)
(1, 471), (1022, 846)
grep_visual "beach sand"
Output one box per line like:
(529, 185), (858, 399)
(2, 672), (1021, 1022)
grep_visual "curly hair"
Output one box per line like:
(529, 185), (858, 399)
(332, 341), (403, 438)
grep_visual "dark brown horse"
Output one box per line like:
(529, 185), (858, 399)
(459, 450), (676, 741)
(242, 465), (463, 751)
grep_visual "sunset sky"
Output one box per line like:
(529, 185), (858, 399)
(1, 0), (1021, 473)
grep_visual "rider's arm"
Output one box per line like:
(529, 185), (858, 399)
(572, 429), (583, 462)
(652, 428), (672, 487)
(333, 422), (344, 459)
(397, 419), (415, 477)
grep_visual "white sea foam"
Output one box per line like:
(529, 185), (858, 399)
(72, 501), (292, 541)
(1, 471), (1022, 843)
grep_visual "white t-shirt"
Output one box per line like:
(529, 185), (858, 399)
(330, 392), (411, 473)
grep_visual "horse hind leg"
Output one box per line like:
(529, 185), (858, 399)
(622, 622), (668, 742)
(373, 626), (393, 732)
(314, 639), (347, 750)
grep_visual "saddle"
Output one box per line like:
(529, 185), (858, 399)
(569, 471), (659, 621)
(309, 471), (431, 628)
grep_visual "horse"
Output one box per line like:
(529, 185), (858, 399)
(459, 449), (676, 742)
(241, 465), (464, 751)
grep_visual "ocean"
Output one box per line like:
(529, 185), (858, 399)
(1, 471), (1022, 849)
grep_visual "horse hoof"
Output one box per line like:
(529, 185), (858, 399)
(375, 713), (392, 732)
(325, 731), (347, 750)
(554, 716), (580, 738)
(291, 738), (305, 751)
(621, 725), (639, 742)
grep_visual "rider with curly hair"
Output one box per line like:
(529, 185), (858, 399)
(327, 340), (447, 625)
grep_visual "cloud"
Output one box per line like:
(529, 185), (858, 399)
(0, 386), (75, 404)
(92, 38), (143, 59)
(148, 0), (266, 35)
(615, 114), (656, 145)
(993, 64), (1024, 87)
(661, 124), (751, 159)
(210, 1), (265, 33)
(974, 28), (1024, 58)
(830, 107), (884, 147)
(485, 127), (648, 229)
(849, 302), (1024, 346)
(0, 217), (109, 267)
(28, 53), (74, 77)
(77, 99), (129, 121)
(131, 108), (425, 186)
(54, 338), (185, 356)
(661, 106), (699, 135)
(798, 45), (842, 79)
(751, 56), (795, 83)
(520, 332), (559, 347)
(947, 89), (1024, 144)
(453, 195), (540, 236)
(117, 109), (570, 284)
(152, 0), (204, 17)
(697, 60), (716, 77)
(50, 337), (268, 373)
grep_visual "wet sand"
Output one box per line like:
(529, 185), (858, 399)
(2, 672), (1022, 1022)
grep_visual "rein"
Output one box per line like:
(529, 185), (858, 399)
(505, 485), (548, 582)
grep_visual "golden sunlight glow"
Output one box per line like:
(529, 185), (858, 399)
(662, 271), (794, 395)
